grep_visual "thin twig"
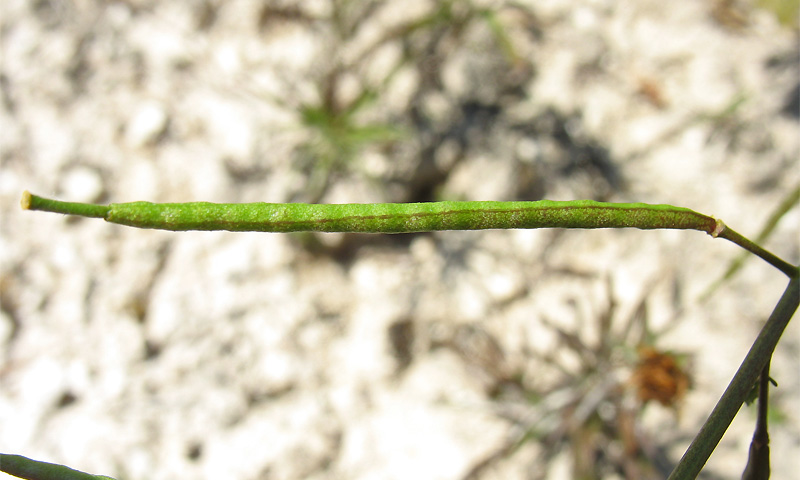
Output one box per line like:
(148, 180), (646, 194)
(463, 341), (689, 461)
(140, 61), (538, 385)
(717, 225), (798, 279)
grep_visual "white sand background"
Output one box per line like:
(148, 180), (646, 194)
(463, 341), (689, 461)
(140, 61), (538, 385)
(1, 1), (798, 479)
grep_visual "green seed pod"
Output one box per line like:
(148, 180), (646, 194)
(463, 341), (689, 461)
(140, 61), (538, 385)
(21, 192), (721, 235)
(20, 191), (797, 277)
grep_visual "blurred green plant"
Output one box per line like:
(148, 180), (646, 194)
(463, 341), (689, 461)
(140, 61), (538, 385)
(297, 78), (406, 201)
(757, 0), (800, 29)
(271, 0), (530, 202)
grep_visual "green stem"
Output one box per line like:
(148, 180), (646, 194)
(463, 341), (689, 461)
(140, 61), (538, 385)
(667, 276), (799, 479)
(0, 454), (115, 480)
(717, 224), (799, 279)
(701, 183), (800, 299)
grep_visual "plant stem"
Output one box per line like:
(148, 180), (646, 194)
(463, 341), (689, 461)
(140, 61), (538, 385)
(667, 276), (799, 480)
(0, 454), (115, 480)
(717, 224), (799, 279)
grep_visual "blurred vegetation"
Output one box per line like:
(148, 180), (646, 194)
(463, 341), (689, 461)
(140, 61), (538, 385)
(757, 0), (800, 29)
(259, 0), (542, 203)
(428, 277), (694, 480)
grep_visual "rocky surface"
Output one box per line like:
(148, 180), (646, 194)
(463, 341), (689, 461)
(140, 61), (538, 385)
(1, 1), (798, 479)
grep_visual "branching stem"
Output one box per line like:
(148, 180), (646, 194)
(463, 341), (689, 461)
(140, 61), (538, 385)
(667, 277), (798, 479)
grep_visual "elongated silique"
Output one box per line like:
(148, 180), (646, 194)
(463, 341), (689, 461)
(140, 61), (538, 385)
(25, 191), (799, 277)
(21, 192), (722, 235)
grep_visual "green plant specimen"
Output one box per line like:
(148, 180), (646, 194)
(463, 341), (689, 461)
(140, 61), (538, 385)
(18, 191), (797, 277)
(6, 191), (798, 480)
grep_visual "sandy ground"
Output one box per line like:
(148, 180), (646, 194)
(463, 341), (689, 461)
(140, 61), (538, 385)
(1, 1), (798, 479)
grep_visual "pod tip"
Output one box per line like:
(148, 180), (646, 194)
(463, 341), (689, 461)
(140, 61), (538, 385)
(20, 190), (32, 210)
